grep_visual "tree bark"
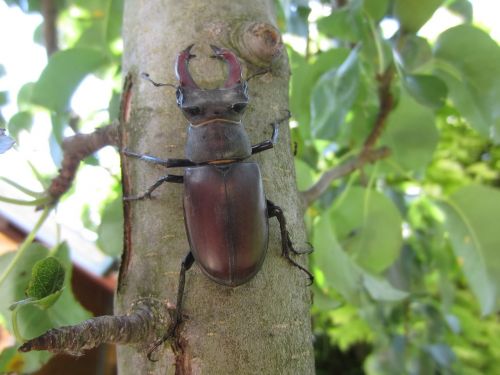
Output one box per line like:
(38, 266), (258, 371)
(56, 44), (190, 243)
(117, 1), (314, 373)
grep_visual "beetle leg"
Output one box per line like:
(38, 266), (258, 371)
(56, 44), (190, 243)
(245, 67), (271, 82)
(140, 72), (177, 88)
(147, 252), (195, 362)
(123, 149), (195, 168)
(251, 110), (291, 155)
(124, 174), (183, 201)
(267, 200), (314, 284)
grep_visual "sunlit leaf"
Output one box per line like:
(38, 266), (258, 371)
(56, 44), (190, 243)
(434, 25), (500, 143)
(31, 48), (108, 112)
(97, 193), (123, 257)
(289, 47), (350, 140)
(0, 243), (90, 347)
(16, 82), (35, 110)
(447, 0), (473, 22)
(402, 74), (447, 109)
(294, 158), (315, 191)
(8, 111), (33, 140)
(312, 212), (362, 303)
(283, 4), (310, 36)
(397, 35), (433, 72)
(330, 186), (403, 273)
(317, 5), (364, 42)
(311, 48), (360, 140)
(363, 0), (389, 21)
(381, 91), (438, 172)
(394, 0), (444, 32)
(440, 185), (500, 315)
(0, 91), (7, 106)
(362, 273), (408, 301)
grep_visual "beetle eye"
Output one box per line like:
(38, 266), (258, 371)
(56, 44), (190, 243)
(231, 103), (247, 113)
(185, 106), (201, 116)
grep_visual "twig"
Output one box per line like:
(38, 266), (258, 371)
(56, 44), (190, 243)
(299, 66), (395, 206)
(46, 123), (120, 205)
(18, 299), (170, 356)
(361, 67), (394, 154)
(300, 147), (390, 206)
(0, 207), (51, 287)
(41, 0), (58, 56)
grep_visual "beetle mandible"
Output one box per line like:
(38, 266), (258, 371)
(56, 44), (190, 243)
(125, 45), (312, 357)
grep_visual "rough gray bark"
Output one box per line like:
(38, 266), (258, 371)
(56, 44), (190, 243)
(117, 0), (314, 373)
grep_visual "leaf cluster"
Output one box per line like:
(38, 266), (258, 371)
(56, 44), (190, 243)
(278, 0), (500, 373)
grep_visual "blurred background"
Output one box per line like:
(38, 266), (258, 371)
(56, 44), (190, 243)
(0, 0), (499, 373)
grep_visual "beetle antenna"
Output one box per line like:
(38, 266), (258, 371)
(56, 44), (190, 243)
(141, 72), (176, 88)
(245, 68), (271, 82)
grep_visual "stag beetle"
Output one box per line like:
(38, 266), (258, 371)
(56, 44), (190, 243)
(124, 45), (312, 357)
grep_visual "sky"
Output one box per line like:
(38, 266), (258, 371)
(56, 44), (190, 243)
(0, 0), (499, 272)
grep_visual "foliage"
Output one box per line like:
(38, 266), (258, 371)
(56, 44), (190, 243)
(0, 0), (122, 372)
(0, 0), (499, 373)
(0, 243), (90, 373)
(278, 0), (500, 373)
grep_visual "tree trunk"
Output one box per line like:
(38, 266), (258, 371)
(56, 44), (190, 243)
(116, 1), (314, 373)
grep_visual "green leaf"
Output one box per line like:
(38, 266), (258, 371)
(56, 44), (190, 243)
(294, 158), (315, 191)
(289, 47), (350, 139)
(312, 287), (343, 311)
(425, 343), (456, 368)
(0, 243), (91, 348)
(0, 346), (51, 374)
(97, 194), (123, 256)
(330, 186), (403, 273)
(317, 5), (364, 42)
(447, 0), (473, 22)
(312, 212), (362, 303)
(8, 111), (33, 140)
(312, 210), (406, 304)
(362, 273), (408, 301)
(433, 25), (500, 142)
(398, 35), (433, 72)
(402, 74), (447, 109)
(0, 91), (8, 106)
(440, 185), (500, 315)
(106, 0), (124, 45)
(393, 0), (444, 32)
(71, 0), (123, 53)
(284, 5), (310, 37)
(31, 48), (108, 112)
(16, 82), (35, 110)
(381, 91), (438, 172)
(25, 257), (65, 301)
(311, 48), (360, 140)
(108, 89), (121, 121)
(363, 0), (389, 21)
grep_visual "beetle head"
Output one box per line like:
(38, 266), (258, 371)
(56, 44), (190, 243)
(175, 45), (249, 125)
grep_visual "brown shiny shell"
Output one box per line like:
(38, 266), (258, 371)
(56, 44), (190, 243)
(183, 162), (268, 286)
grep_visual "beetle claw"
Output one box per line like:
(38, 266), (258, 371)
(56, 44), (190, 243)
(290, 242), (313, 255)
(184, 44), (196, 59)
(176, 44), (199, 88)
(209, 44), (223, 55)
(123, 193), (152, 201)
(208, 44), (242, 87)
